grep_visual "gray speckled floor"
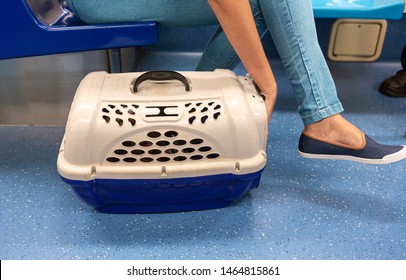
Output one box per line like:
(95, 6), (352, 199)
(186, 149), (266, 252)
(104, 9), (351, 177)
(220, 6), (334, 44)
(0, 58), (405, 260)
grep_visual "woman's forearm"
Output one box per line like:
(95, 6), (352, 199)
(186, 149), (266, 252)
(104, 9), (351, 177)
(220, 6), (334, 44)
(207, 0), (277, 120)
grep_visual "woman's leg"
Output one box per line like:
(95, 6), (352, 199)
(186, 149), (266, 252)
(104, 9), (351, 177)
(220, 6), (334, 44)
(258, 0), (365, 146)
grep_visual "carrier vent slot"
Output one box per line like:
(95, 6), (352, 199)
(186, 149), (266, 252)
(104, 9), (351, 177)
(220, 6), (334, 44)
(116, 118), (124, 126)
(102, 115), (110, 123)
(128, 118), (136, 126)
(104, 130), (221, 164)
(106, 157), (120, 163)
(123, 157), (136, 163)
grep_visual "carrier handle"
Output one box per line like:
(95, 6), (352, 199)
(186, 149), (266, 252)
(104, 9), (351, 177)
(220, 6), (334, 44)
(133, 71), (191, 92)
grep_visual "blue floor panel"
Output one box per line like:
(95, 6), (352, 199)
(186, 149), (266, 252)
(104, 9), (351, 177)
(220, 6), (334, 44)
(1, 57), (405, 259)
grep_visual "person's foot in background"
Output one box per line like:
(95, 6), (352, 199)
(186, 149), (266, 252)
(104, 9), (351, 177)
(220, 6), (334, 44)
(380, 45), (406, 97)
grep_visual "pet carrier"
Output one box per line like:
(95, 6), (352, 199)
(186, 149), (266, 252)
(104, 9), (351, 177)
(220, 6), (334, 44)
(57, 70), (268, 213)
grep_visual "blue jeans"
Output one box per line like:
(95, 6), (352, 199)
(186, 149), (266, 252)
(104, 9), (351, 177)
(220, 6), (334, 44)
(67, 0), (344, 125)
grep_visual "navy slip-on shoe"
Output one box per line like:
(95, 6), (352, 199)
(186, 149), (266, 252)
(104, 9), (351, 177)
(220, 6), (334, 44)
(298, 132), (406, 164)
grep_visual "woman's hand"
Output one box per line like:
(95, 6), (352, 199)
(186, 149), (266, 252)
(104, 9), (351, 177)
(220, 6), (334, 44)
(260, 86), (277, 123)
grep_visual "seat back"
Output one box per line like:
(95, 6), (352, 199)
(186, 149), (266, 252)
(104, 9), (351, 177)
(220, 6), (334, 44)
(312, 0), (405, 19)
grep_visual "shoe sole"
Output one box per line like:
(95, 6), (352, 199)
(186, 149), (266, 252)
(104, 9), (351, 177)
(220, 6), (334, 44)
(298, 145), (406, 164)
(379, 84), (406, 98)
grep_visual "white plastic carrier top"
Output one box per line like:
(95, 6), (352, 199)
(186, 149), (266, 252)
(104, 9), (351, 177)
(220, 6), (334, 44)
(57, 69), (267, 181)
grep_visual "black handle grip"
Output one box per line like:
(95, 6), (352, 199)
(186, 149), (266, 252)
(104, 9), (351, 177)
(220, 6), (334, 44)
(133, 71), (191, 92)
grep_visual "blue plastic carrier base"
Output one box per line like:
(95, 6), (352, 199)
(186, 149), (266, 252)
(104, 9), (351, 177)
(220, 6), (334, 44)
(61, 170), (263, 214)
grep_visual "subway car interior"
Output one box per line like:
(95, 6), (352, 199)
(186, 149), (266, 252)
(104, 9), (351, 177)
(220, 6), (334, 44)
(1, 0), (406, 259)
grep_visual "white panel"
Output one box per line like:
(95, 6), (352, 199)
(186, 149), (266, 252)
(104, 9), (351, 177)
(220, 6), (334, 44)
(328, 19), (387, 62)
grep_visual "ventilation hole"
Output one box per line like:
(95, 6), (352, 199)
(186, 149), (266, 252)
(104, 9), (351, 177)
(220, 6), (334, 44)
(131, 149), (145, 155)
(115, 109), (123, 115)
(165, 148), (178, 154)
(185, 103), (192, 107)
(108, 104), (115, 109)
(208, 102), (214, 106)
(157, 140), (170, 146)
(165, 131), (178, 138)
(114, 149), (128, 155)
(201, 107), (208, 113)
(106, 157), (120, 163)
(213, 112), (221, 119)
(102, 115), (110, 123)
(174, 156), (187, 161)
(121, 104), (128, 108)
(128, 109), (135, 115)
(122, 141), (136, 147)
(123, 157), (136, 163)
(207, 153), (220, 159)
(173, 140), (187, 146)
(128, 118), (136, 126)
(157, 157), (170, 162)
(182, 147), (195, 154)
(190, 155), (203, 160)
(147, 131), (161, 138)
(140, 157), (153, 163)
(102, 108), (109, 113)
(139, 141), (153, 147)
(199, 146), (212, 152)
(201, 116), (208, 123)
(132, 104), (139, 109)
(214, 104), (221, 110)
(196, 102), (202, 106)
(116, 118), (124, 126)
(189, 116), (196, 124)
(189, 108), (196, 113)
(190, 138), (204, 145)
(148, 149), (162, 155)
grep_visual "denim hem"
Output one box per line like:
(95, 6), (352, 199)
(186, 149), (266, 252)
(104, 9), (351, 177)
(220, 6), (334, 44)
(301, 102), (344, 126)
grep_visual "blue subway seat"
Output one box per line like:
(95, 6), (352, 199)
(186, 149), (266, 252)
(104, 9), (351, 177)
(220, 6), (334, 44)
(312, 0), (405, 20)
(0, 0), (158, 60)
